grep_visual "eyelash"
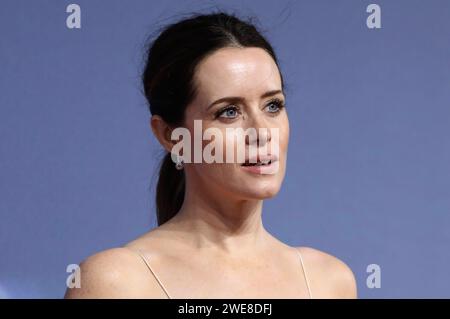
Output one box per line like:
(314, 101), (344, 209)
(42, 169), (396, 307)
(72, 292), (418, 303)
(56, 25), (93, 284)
(214, 98), (286, 119)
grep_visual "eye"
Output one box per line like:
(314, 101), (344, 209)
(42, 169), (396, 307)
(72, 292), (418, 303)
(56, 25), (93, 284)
(215, 106), (240, 119)
(265, 98), (285, 114)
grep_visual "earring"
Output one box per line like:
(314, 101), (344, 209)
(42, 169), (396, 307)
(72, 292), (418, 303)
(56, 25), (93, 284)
(175, 155), (184, 170)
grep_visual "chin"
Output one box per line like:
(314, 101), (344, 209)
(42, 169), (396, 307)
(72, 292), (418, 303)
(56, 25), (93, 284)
(236, 182), (282, 200)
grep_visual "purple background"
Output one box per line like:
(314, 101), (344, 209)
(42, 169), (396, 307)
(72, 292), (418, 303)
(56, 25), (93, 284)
(1, 0), (449, 298)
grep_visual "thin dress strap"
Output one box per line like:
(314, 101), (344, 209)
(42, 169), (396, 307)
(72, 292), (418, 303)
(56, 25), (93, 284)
(296, 248), (313, 299)
(130, 248), (172, 299)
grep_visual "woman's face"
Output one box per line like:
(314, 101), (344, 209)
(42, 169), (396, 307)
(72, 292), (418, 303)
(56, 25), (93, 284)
(180, 47), (289, 200)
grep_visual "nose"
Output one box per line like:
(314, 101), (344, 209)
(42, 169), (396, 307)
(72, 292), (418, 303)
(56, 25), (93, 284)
(245, 115), (272, 148)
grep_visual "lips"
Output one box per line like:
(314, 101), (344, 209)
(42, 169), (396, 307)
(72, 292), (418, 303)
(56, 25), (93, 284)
(241, 159), (272, 166)
(240, 155), (280, 175)
(240, 154), (279, 167)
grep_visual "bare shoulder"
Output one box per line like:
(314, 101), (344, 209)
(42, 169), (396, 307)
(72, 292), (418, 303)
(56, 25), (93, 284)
(297, 246), (357, 298)
(64, 247), (168, 299)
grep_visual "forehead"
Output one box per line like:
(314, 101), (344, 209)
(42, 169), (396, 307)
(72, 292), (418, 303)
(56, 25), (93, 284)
(193, 47), (282, 103)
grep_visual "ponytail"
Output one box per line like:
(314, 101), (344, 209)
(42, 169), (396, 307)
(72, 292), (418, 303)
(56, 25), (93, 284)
(155, 153), (185, 226)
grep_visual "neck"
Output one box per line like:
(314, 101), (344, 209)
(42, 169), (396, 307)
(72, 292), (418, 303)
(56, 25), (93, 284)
(169, 176), (271, 256)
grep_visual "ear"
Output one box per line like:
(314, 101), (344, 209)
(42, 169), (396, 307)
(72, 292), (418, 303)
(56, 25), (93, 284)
(149, 115), (177, 153)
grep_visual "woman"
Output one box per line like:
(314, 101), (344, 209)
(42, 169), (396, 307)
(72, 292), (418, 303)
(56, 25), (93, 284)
(65, 11), (357, 299)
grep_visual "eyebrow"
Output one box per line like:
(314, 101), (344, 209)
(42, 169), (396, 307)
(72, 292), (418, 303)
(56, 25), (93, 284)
(206, 90), (284, 110)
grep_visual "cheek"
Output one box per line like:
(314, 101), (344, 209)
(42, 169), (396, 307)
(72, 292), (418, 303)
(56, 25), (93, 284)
(268, 117), (289, 158)
(279, 116), (289, 151)
(223, 131), (239, 160)
(200, 127), (230, 163)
